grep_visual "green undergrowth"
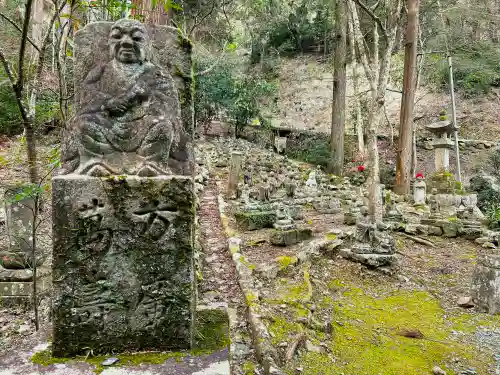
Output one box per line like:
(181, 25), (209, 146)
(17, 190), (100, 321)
(266, 272), (496, 375)
(32, 348), (214, 374)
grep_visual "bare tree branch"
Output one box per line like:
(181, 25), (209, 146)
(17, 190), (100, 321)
(0, 49), (16, 84)
(0, 12), (41, 53)
(195, 44), (229, 77)
(16, 0), (35, 93)
(353, 0), (387, 39)
(188, 0), (217, 36)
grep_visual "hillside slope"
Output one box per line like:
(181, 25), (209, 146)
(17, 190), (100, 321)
(269, 56), (500, 142)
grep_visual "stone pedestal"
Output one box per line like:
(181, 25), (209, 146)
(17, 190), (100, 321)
(0, 185), (48, 306)
(52, 175), (195, 357)
(433, 139), (453, 171)
(0, 267), (51, 306)
(274, 136), (287, 154)
(471, 254), (500, 314)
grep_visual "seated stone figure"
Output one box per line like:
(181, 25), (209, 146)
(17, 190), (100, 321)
(61, 19), (188, 176)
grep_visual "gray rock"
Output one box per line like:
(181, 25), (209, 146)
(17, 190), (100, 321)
(442, 221), (459, 237)
(102, 357), (120, 366)
(457, 296), (474, 308)
(339, 249), (397, 267)
(432, 366), (446, 375)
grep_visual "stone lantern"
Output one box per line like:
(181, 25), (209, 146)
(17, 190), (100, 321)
(424, 119), (457, 172)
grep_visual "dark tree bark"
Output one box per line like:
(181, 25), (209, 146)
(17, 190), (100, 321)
(329, 0), (347, 175)
(395, 0), (419, 194)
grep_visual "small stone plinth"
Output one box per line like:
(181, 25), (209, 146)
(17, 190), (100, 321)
(471, 254), (500, 314)
(0, 267), (51, 307)
(52, 175), (195, 357)
(270, 228), (312, 246)
(339, 248), (396, 268)
(234, 211), (276, 231)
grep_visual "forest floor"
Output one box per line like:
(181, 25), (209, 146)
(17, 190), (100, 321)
(0, 135), (499, 375)
(209, 139), (500, 375)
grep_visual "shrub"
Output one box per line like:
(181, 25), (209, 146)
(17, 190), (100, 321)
(194, 53), (277, 137)
(0, 79), (22, 135)
(424, 41), (500, 97)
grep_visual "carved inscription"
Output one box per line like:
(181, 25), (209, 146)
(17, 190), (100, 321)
(132, 200), (179, 240)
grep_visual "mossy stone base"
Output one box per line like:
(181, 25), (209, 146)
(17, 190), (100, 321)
(52, 175), (196, 357)
(270, 228), (312, 246)
(195, 304), (230, 351)
(427, 171), (464, 194)
(234, 211), (276, 231)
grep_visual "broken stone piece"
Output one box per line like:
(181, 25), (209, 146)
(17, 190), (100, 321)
(457, 296), (474, 308)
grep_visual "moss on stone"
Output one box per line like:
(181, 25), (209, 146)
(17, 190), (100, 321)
(276, 255), (298, 270)
(325, 233), (337, 241)
(268, 317), (303, 346)
(195, 307), (231, 351)
(242, 360), (257, 375)
(32, 349), (190, 374)
(234, 211), (276, 231)
(428, 171), (465, 195)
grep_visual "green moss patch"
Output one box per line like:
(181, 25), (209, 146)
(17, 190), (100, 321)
(195, 307), (231, 351)
(32, 349), (189, 374)
(286, 287), (493, 375)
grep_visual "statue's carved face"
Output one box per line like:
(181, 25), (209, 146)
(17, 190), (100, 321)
(109, 20), (149, 64)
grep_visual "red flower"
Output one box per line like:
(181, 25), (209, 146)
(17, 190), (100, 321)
(358, 165), (365, 172)
(415, 172), (424, 179)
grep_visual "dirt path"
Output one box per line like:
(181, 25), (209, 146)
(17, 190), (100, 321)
(198, 178), (263, 375)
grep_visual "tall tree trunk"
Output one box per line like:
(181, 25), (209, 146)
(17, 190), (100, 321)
(347, 10), (364, 155)
(329, 0), (347, 175)
(349, 0), (402, 221)
(395, 0), (419, 194)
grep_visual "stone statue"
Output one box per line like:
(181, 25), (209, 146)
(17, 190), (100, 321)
(60, 19), (189, 177)
(355, 207), (375, 243)
(52, 20), (196, 357)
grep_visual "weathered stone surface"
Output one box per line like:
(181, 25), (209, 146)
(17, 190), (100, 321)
(471, 254), (500, 314)
(234, 211), (276, 231)
(1, 185), (44, 274)
(339, 249), (397, 268)
(459, 226), (483, 240)
(441, 221), (460, 237)
(269, 228), (312, 246)
(59, 19), (193, 176)
(52, 175), (195, 356)
(427, 226), (443, 236)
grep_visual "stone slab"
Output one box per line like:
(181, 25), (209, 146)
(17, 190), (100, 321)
(339, 248), (397, 268)
(471, 254), (500, 314)
(0, 334), (230, 375)
(52, 175), (195, 357)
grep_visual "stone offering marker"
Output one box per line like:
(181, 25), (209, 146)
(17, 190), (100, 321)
(227, 151), (243, 197)
(0, 186), (49, 301)
(424, 119), (457, 172)
(52, 19), (195, 357)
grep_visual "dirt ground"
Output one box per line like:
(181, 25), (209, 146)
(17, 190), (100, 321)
(213, 158), (500, 375)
